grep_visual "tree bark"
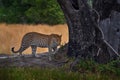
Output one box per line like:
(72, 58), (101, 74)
(57, 0), (120, 65)
(57, 0), (96, 58)
(93, 0), (120, 59)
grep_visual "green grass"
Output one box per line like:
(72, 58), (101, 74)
(0, 60), (120, 80)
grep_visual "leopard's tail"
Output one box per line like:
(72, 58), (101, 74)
(11, 47), (20, 53)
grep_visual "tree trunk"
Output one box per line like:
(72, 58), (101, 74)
(57, 0), (120, 65)
(93, 0), (120, 59)
(57, 0), (96, 58)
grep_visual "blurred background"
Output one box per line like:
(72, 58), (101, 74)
(0, 0), (68, 54)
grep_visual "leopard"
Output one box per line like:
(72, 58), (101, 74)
(11, 32), (62, 61)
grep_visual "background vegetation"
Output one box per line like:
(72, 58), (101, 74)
(0, 0), (65, 25)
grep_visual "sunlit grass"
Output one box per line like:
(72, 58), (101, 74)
(0, 23), (68, 54)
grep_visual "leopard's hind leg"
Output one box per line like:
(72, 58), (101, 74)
(19, 45), (29, 56)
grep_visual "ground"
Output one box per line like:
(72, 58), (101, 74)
(0, 44), (68, 68)
(0, 53), (68, 68)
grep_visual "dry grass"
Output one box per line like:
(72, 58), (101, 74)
(0, 23), (68, 54)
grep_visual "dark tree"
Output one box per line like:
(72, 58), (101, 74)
(57, 0), (120, 66)
(93, 0), (120, 60)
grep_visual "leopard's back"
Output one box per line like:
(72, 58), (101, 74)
(24, 32), (49, 47)
(25, 32), (61, 48)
